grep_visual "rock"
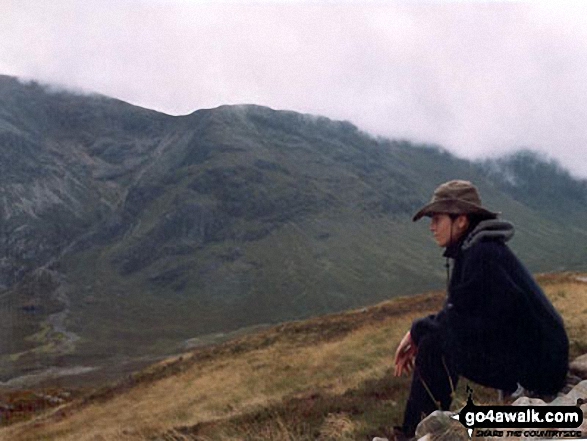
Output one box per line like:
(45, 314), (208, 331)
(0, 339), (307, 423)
(414, 410), (468, 441)
(511, 396), (546, 406)
(508, 381), (587, 438)
(570, 353), (587, 379)
(561, 373), (583, 394)
(553, 379), (587, 409)
(414, 380), (587, 441)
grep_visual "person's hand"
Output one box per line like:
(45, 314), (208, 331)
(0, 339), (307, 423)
(394, 330), (417, 377)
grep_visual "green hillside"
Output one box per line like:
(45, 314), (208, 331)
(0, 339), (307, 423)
(1, 75), (586, 385)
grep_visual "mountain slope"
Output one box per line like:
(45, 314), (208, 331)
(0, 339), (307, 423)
(1, 75), (586, 383)
(1, 272), (586, 440)
(479, 150), (587, 223)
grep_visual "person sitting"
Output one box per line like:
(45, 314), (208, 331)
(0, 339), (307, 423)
(393, 180), (569, 440)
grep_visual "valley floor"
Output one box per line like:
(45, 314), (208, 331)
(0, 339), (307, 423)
(0, 272), (586, 441)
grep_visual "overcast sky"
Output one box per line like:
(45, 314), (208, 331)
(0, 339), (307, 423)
(2, 0), (587, 178)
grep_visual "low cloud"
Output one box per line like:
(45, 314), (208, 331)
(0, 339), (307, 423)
(1, 1), (586, 177)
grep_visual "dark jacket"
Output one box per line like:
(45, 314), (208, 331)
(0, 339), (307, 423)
(410, 220), (569, 394)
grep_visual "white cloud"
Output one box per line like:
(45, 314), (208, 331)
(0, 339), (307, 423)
(1, 0), (586, 177)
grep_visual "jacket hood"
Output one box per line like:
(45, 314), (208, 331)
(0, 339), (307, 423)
(461, 219), (515, 251)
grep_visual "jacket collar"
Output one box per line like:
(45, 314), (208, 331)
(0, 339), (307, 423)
(443, 234), (467, 259)
(442, 219), (481, 259)
(443, 219), (515, 258)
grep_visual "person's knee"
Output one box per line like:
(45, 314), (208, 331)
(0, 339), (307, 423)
(415, 333), (444, 364)
(414, 334), (458, 386)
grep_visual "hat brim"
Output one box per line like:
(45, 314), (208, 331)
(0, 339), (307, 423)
(412, 199), (499, 222)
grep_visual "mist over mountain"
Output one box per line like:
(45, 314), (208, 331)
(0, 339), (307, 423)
(1, 75), (586, 383)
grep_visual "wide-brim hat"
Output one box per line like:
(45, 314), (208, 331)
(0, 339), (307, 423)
(412, 180), (499, 222)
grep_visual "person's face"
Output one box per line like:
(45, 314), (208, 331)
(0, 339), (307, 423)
(430, 214), (469, 247)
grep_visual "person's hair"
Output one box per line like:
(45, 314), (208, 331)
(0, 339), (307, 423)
(463, 213), (489, 232)
(445, 213), (486, 238)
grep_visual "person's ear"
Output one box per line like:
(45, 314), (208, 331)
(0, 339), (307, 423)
(457, 215), (470, 232)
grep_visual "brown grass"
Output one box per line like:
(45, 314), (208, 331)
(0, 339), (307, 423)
(0, 272), (585, 441)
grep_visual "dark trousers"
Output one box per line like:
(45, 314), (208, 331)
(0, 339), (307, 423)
(401, 333), (519, 436)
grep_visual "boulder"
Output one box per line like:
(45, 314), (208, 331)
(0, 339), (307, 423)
(414, 380), (587, 440)
(570, 353), (587, 380)
(415, 410), (468, 440)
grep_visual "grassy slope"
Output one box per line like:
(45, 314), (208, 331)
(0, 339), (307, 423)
(1, 272), (585, 441)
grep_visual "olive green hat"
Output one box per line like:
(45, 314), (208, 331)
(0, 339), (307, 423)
(412, 180), (499, 222)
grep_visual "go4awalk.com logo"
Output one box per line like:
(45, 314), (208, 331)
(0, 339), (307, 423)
(451, 387), (585, 439)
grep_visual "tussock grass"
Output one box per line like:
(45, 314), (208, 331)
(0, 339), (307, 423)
(536, 273), (587, 355)
(1, 272), (585, 441)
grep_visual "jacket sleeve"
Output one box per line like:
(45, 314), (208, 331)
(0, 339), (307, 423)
(411, 242), (519, 351)
(410, 310), (447, 346)
(443, 243), (523, 360)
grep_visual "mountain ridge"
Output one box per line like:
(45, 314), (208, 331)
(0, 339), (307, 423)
(0, 75), (586, 383)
